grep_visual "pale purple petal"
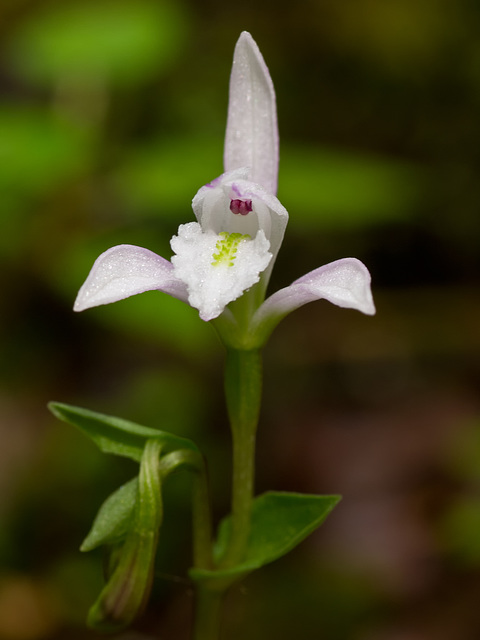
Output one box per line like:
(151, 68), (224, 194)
(224, 31), (279, 195)
(74, 245), (189, 312)
(252, 258), (375, 334)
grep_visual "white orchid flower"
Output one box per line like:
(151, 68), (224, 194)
(74, 31), (375, 347)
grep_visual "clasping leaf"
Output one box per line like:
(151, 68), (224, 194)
(81, 477), (139, 552)
(190, 491), (340, 588)
(48, 401), (199, 462)
(87, 439), (163, 632)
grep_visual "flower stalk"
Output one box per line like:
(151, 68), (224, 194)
(191, 347), (263, 640)
(193, 586), (224, 640)
(220, 348), (262, 568)
(191, 458), (215, 571)
(159, 449), (214, 571)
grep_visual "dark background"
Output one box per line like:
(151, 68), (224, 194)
(1, 0), (480, 638)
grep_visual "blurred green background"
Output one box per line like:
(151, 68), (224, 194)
(1, 0), (480, 638)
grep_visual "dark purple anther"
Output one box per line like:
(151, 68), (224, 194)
(230, 199), (253, 215)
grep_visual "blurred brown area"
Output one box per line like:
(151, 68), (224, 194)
(1, 0), (480, 638)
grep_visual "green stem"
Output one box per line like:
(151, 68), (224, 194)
(192, 458), (214, 570)
(191, 348), (263, 640)
(220, 348), (263, 568)
(159, 450), (214, 571)
(193, 588), (224, 640)
(191, 467), (218, 639)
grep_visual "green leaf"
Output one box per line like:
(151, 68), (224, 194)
(190, 491), (340, 588)
(48, 402), (199, 462)
(87, 439), (163, 631)
(81, 477), (138, 552)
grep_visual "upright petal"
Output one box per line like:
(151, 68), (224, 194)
(251, 258), (375, 344)
(224, 31), (279, 195)
(74, 245), (189, 312)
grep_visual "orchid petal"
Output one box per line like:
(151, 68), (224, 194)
(224, 31), (279, 195)
(170, 222), (271, 322)
(192, 171), (288, 263)
(74, 245), (189, 312)
(251, 258), (375, 340)
(229, 178), (288, 260)
(192, 168), (249, 227)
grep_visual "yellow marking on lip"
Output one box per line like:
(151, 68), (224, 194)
(212, 232), (250, 267)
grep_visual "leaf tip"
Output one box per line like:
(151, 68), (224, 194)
(47, 401), (64, 419)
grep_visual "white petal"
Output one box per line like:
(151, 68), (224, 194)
(192, 168), (249, 228)
(170, 222), (272, 322)
(192, 172), (288, 266)
(74, 245), (189, 312)
(228, 178), (288, 260)
(224, 31), (279, 195)
(253, 258), (375, 329)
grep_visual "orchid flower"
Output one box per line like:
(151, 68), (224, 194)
(74, 31), (375, 348)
